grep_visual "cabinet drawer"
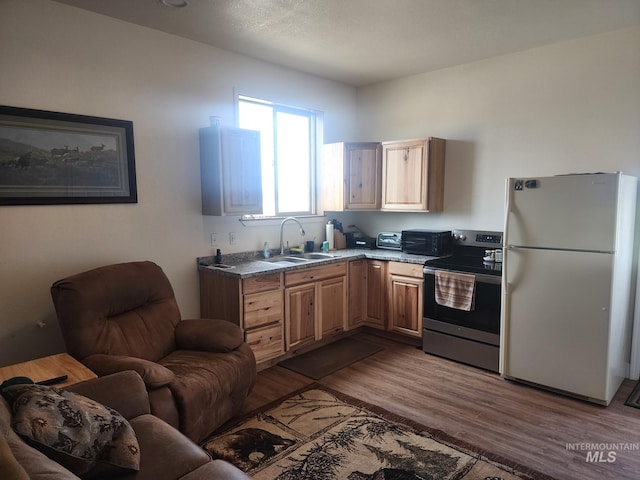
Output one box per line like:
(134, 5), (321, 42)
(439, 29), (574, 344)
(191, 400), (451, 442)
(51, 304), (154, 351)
(285, 262), (347, 286)
(387, 261), (423, 278)
(244, 290), (283, 330)
(245, 323), (284, 363)
(243, 273), (282, 294)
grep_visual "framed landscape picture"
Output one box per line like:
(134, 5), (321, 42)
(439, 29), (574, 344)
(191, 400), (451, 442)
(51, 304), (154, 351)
(0, 106), (137, 205)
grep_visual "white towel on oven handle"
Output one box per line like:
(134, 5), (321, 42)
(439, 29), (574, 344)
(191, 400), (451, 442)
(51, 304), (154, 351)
(434, 270), (476, 311)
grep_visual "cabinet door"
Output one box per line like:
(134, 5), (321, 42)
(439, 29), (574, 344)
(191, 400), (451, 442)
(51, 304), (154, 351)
(382, 141), (425, 209)
(319, 276), (347, 337)
(221, 128), (262, 214)
(285, 284), (317, 349)
(346, 143), (381, 210)
(200, 126), (262, 216)
(348, 260), (365, 329)
(318, 142), (381, 213)
(388, 274), (423, 337)
(365, 260), (386, 328)
(381, 138), (445, 212)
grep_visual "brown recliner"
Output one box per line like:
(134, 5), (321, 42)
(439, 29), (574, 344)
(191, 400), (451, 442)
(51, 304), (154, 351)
(50, 261), (256, 443)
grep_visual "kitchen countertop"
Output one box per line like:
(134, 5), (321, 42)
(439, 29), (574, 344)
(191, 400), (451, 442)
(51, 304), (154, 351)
(198, 248), (436, 279)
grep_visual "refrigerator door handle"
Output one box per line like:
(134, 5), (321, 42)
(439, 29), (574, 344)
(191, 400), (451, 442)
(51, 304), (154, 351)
(503, 178), (513, 247)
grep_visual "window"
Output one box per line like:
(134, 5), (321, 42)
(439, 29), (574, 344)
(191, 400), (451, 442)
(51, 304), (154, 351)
(237, 96), (318, 217)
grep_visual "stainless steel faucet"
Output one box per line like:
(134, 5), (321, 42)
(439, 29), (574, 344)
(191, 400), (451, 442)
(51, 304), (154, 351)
(279, 217), (305, 255)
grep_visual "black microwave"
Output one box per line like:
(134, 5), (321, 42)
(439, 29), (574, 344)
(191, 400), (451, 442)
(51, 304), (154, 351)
(401, 230), (452, 256)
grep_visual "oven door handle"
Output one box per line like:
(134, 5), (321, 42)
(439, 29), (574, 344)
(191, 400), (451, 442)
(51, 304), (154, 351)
(423, 267), (502, 285)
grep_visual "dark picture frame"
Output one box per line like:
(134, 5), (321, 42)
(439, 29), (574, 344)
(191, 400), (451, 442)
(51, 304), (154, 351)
(0, 106), (137, 205)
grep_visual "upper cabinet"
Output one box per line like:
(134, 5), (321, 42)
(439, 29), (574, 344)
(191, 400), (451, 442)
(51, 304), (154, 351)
(318, 142), (382, 213)
(319, 137), (446, 214)
(381, 137), (446, 212)
(200, 126), (262, 216)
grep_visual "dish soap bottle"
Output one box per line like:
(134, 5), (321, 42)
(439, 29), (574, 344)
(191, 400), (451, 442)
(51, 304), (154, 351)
(263, 242), (271, 259)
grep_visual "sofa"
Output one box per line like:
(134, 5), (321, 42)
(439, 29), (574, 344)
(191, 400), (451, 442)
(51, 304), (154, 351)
(0, 371), (249, 480)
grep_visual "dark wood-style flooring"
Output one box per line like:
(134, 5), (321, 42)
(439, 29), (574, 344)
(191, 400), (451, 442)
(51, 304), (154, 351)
(244, 332), (640, 480)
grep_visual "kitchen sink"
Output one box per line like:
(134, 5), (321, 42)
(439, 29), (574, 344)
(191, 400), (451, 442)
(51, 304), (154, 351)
(260, 255), (308, 263)
(259, 256), (310, 265)
(301, 252), (336, 259)
(258, 252), (337, 266)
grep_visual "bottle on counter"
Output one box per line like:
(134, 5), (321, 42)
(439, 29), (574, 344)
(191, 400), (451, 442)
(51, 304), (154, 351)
(326, 221), (334, 250)
(214, 249), (222, 264)
(263, 242), (271, 259)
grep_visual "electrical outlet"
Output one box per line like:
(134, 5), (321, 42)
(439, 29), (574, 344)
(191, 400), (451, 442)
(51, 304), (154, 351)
(210, 233), (218, 245)
(229, 232), (237, 244)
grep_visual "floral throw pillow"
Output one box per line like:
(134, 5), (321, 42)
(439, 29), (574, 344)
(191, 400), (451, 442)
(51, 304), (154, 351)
(2, 384), (140, 478)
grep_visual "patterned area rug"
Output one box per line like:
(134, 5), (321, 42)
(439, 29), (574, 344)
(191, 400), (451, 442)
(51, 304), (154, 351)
(201, 385), (558, 480)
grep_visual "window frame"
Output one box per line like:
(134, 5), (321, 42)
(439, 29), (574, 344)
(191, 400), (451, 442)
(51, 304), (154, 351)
(236, 95), (320, 218)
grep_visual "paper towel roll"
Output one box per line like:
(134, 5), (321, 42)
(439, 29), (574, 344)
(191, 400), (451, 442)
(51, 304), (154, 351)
(326, 222), (334, 250)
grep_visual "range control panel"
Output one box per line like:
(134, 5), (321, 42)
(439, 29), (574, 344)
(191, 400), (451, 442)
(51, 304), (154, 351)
(452, 230), (503, 248)
(476, 233), (502, 244)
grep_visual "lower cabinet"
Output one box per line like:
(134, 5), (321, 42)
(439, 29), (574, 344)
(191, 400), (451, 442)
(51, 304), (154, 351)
(347, 259), (365, 329)
(285, 262), (348, 350)
(347, 259), (387, 330)
(199, 270), (285, 364)
(285, 283), (316, 349)
(243, 286), (285, 362)
(319, 276), (348, 337)
(387, 262), (424, 338)
(365, 260), (387, 328)
(200, 258), (423, 366)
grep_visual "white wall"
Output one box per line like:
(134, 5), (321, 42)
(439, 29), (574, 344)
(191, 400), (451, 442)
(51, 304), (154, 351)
(345, 26), (640, 378)
(342, 26), (640, 236)
(0, 0), (357, 365)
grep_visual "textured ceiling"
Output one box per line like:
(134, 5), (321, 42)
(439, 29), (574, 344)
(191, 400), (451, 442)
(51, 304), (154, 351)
(53, 0), (640, 86)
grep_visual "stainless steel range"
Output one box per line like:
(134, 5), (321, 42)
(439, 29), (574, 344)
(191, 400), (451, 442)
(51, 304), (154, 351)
(422, 229), (503, 372)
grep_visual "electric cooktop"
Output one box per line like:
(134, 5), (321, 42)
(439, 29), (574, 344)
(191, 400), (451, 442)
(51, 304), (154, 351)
(423, 229), (503, 277)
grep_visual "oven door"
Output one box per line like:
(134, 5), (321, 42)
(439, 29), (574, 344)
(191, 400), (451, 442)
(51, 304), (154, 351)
(423, 267), (501, 345)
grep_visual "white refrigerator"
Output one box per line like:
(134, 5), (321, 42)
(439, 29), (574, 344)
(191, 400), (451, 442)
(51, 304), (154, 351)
(501, 173), (637, 405)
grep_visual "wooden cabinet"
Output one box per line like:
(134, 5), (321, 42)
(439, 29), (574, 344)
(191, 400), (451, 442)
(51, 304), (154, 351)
(199, 257), (425, 364)
(319, 276), (348, 337)
(348, 259), (387, 330)
(285, 262), (347, 349)
(365, 260), (387, 328)
(242, 276), (285, 362)
(381, 138), (445, 212)
(318, 142), (382, 213)
(387, 262), (423, 338)
(199, 270), (284, 363)
(320, 138), (445, 214)
(200, 125), (262, 216)
(285, 283), (316, 350)
(347, 259), (365, 329)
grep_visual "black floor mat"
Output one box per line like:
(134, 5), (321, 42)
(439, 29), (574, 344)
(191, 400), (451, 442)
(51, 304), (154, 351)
(278, 337), (383, 379)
